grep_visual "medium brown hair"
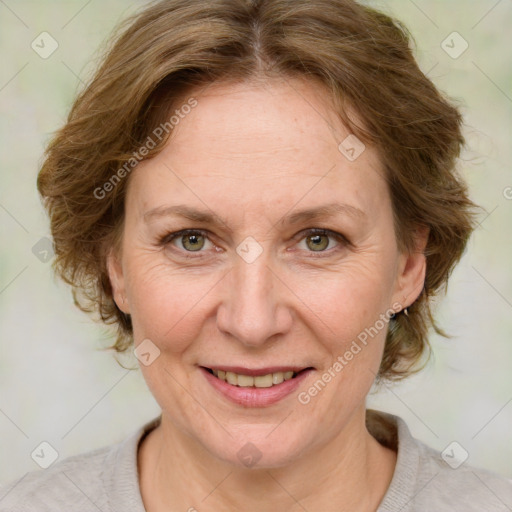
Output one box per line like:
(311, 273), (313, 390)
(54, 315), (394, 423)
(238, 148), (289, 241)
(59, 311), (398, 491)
(37, 0), (478, 379)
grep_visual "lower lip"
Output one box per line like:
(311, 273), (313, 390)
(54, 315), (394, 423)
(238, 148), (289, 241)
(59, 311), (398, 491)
(200, 367), (314, 408)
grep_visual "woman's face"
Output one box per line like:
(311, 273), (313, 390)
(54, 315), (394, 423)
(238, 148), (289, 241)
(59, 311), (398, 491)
(109, 78), (426, 468)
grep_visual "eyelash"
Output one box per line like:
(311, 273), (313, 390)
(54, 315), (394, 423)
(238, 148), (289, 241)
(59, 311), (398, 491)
(159, 228), (349, 259)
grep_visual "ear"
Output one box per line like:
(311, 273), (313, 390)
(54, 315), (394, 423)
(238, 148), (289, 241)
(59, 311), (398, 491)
(106, 247), (130, 315)
(391, 225), (429, 309)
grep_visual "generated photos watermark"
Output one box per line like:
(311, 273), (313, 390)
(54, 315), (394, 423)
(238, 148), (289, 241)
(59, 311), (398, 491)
(93, 97), (198, 200)
(297, 302), (402, 405)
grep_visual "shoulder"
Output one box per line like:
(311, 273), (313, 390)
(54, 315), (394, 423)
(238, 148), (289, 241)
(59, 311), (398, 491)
(0, 444), (113, 512)
(368, 410), (512, 512)
(412, 436), (512, 510)
(0, 416), (159, 512)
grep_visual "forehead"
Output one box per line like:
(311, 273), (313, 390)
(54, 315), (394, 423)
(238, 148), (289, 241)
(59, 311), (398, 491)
(128, 78), (388, 221)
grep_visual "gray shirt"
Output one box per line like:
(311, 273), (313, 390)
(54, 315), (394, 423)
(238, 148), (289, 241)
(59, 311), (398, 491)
(1, 410), (511, 511)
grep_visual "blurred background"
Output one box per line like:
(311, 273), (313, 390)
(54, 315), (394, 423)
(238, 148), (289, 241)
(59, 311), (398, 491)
(1, 0), (511, 487)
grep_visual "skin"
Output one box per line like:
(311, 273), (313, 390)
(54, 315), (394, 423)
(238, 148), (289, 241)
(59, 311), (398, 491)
(107, 77), (428, 512)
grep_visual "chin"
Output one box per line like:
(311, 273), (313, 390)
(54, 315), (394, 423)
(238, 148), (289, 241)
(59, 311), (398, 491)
(212, 432), (310, 470)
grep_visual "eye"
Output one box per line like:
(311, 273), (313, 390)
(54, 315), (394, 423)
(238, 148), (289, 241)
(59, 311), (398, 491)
(161, 229), (214, 254)
(159, 227), (348, 259)
(296, 228), (348, 255)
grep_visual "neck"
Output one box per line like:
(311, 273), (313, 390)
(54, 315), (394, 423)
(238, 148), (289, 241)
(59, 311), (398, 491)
(138, 406), (396, 512)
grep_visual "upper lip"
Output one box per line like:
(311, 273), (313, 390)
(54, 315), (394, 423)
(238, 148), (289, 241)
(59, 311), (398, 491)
(202, 365), (313, 376)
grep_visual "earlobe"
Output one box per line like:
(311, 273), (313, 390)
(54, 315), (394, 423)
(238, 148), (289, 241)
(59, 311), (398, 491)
(106, 249), (130, 314)
(393, 226), (429, 310)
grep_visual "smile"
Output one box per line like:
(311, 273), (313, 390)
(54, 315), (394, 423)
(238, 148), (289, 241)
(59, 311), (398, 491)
(206, 368), (304, 387)
(200, 366), (314, 407)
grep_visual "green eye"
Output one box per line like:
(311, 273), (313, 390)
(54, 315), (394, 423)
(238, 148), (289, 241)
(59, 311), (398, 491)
(305, 233), (330, 251)
(162, 229), (212, 254)
(298, 229), (347, 254)
(180, 232), (205, 251)
(161, 227), (348, 259)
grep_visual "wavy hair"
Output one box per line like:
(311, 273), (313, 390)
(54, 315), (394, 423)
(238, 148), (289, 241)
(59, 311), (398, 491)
(37, 0), (478, 379)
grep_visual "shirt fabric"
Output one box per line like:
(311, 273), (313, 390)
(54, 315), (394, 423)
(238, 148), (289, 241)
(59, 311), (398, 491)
(1, 410), (511, 511)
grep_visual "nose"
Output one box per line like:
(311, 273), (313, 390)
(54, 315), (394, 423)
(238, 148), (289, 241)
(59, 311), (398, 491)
(216, 251), (293, 348)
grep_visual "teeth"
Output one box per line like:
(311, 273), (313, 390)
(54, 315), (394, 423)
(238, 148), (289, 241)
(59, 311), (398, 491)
(211, 369), (298, 387)
(254, 374), (273, 387)
(237, 374), (254, 387)
(272, 372), (283, 385)
(226, 371), (237, 385)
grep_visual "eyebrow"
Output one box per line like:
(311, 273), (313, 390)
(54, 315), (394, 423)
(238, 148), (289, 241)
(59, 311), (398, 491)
(283, 203), (366, 226)
(143, 202), (366, 228)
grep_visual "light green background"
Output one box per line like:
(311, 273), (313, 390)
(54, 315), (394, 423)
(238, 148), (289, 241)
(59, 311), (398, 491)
(1, 0), (511, 488)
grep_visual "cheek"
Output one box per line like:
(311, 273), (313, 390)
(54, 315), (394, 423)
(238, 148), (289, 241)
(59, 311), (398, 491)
(124, 234), (399, 359)
(124, 254), (221, 352)
(292, 257), (397, 344)
(294, 268), (393, 417)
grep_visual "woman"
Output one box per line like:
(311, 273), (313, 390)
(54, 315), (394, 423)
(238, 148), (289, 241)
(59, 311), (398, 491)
(1, 0), (511, 510)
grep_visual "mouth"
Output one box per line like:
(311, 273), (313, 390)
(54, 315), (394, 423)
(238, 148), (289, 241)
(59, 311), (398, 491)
(200, 364), (314, 407)
(202, 366), (313, 388)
